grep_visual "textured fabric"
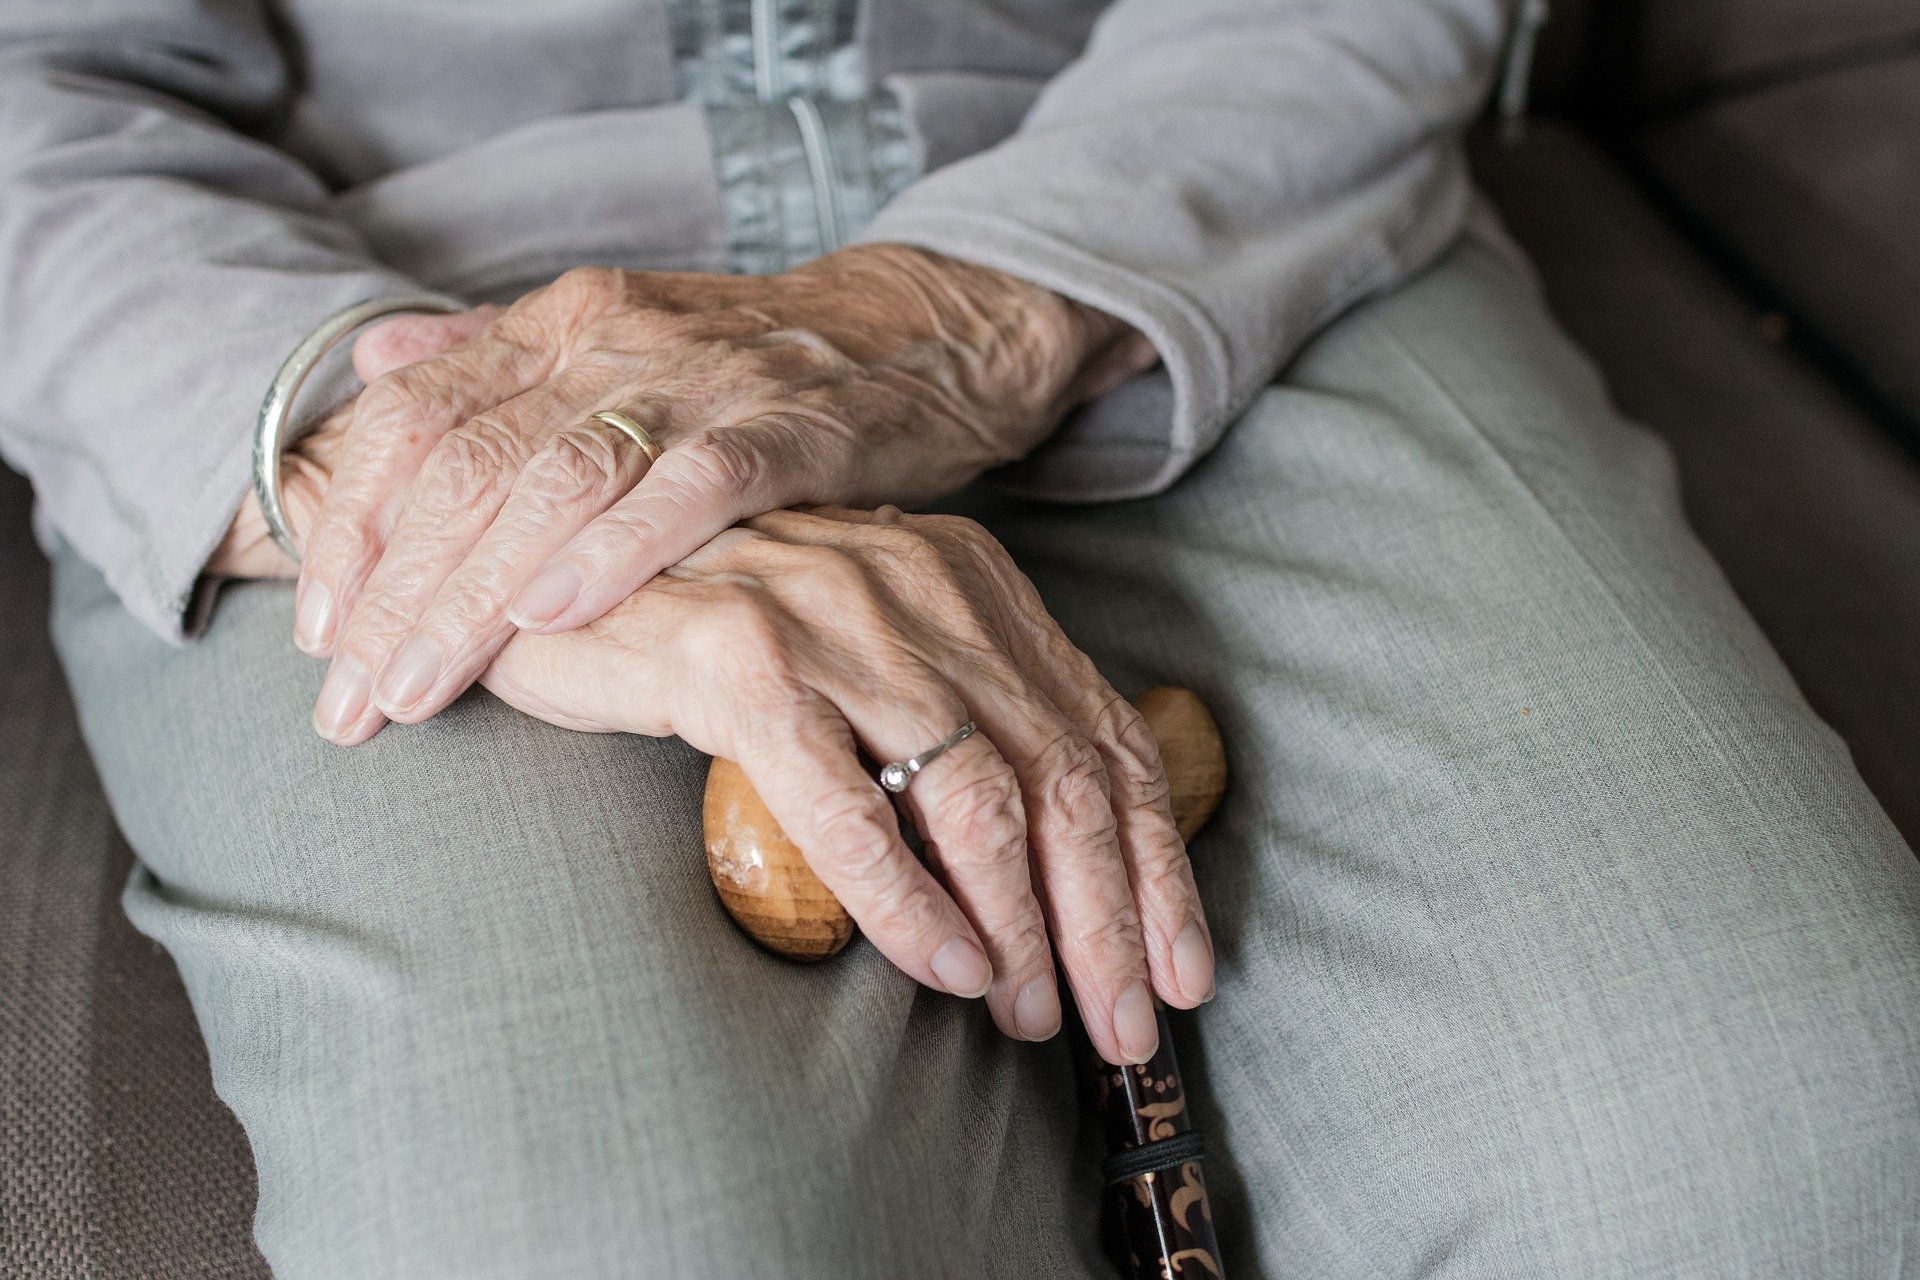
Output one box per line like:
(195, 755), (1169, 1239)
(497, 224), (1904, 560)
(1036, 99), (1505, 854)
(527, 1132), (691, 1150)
(0, 466), (264, 1280)
(1635, 52), (1920, 432)
(50, 242), (1920, 1278)
(0, 0), (1507, 642)
(0, 469), (102, 1278)
(1473, 121), (1920, 846)
(708, 90), (919, 273)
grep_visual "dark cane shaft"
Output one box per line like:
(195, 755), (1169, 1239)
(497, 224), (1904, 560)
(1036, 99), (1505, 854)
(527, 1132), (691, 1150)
(1089, 1004), (1224, 1279)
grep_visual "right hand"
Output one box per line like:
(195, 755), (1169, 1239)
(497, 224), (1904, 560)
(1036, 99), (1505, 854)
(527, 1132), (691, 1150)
(481, 506), (1216, 1065)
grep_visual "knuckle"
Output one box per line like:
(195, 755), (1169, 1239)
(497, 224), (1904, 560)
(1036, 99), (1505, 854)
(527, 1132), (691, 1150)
(340, 588), (415, 649)
(787, 545), (870, 603)
(352, 372), (418, 427)
(919, 513), (1000, 558)
(358, 365), (458, 433)
(420, 425), (517, 512)
(578, 503), (662, 567)
(307, 505), (381, 573)
(686, 586), (789, 674)
(667, 434), (764, 503)
(426, 575), (513, 640)
(996, 914), (1055, 968)
(932, 766), (1027, 867)
(861, 522), (948, 583)
(1068, 908), (1146, 966)
(1100, 699), (1172, 807)
(807, 786), (902, 881)
(1035, 730), (1114, 824)
(1136, 831), (1197, 900)
(519, 428), (629, 506)
(544, 265), (627, 314)
(861, 872), (948, 949)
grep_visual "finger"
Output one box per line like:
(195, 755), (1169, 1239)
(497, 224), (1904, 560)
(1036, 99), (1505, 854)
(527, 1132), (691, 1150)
(809, 508), (1181, 1055)
(929, 512), (1207, 1011)
(751, 517), (1142, 1058)
(369, 412), (656, 723)
(311, 371), (610, 745)
(739, 695), (997, 1002)
(352, 306), (502, 382)
(295, 322), (555, 657)
(507, 414), (827, 634)
(1057, 683), (1211, 1008)
(849, 630), (1147, 1062)
(941, 528), (1211, 1011)
(705, 536), (1052, 1032)
(823, 653), (1059, 1044)
(967, 688), (1153, 1063)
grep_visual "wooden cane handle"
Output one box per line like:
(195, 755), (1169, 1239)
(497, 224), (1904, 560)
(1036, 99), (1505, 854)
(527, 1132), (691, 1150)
(703, 686), (1226, 962)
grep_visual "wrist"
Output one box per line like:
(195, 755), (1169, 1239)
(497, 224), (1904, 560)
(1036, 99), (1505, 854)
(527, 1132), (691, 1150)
(823, 243), (1157, 445)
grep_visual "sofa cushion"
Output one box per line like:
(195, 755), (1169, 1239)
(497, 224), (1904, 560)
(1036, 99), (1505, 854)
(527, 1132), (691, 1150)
(0, 468), (266, 1280)
(1633, 52), (1920, 433)
(1630, 0), (1920, 107)
(1473, 120), (1920, 845)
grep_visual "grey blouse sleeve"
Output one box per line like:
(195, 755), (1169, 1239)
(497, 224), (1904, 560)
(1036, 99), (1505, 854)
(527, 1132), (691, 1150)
(0, 1), (421, 641)
(858, 0), (1512, 502)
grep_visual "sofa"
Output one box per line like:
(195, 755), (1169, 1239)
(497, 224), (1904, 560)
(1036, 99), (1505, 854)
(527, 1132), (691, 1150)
(4, 1), (1916, 1273)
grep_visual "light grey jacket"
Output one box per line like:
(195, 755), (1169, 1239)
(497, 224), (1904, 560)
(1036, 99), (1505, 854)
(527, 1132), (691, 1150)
(0, 0), (1510, 641)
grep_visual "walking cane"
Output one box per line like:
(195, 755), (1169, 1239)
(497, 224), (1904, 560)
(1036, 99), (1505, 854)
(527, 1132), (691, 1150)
(703, 687), (1229, 1278)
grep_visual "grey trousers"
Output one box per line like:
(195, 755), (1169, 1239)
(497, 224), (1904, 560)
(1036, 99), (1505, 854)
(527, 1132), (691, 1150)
(52, 243), (1920, 1278)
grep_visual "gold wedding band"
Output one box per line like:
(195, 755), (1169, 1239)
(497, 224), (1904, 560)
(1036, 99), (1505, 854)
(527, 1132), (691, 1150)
(588, 409), (665, 463)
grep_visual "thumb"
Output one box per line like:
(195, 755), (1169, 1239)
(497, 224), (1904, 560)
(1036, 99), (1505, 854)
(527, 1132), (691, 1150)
(352, 305), (501, 382)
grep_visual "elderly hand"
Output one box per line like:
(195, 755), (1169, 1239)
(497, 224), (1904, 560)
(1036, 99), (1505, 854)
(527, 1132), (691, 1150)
(208, 306), (501, 580)
(481, 506), (1213, 1065)
(290, 245), (1156, 745)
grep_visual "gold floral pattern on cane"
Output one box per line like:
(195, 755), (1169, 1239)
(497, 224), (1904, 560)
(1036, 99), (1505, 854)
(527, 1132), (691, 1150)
(1164, 1246), (1222, 1277)
(1135, 1098), (1186, 1141)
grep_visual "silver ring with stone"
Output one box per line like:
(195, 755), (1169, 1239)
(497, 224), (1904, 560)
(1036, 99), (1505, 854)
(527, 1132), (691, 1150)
(878, 722), (977, 793)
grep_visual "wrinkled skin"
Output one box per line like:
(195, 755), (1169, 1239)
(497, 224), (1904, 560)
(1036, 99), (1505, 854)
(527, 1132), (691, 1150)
(275, 244), (1155, 747)
(209, 251), (1207, 1063)
(484, 505), (1212, 1066)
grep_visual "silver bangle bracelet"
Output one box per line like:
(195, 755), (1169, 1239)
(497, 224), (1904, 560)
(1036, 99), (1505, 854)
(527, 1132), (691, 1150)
(252, 292), (469, 562)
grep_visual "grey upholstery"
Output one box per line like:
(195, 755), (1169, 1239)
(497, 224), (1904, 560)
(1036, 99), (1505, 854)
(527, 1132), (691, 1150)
(1626, 0), (1919, 107)
(0, 467), (267, 1279)
(1637, 53), (1920, 428)
(3, 5), (1918, 1273)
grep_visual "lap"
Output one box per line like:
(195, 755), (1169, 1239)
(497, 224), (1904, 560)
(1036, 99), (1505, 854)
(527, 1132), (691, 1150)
(52, 558), (1094, 1279)
(53, 240), (1920, 1278)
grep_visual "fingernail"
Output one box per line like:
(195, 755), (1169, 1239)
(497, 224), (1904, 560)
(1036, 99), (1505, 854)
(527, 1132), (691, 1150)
(376, 635), (443, 712)
(1113, 980), (1160, 1064)
(313, 656), (372, 741)
(294, 581), (334, 654)
(1014, 976), (1062, 1042)
(930, 937), (992, 999)
(509, 564), (583, 628)
(1173, 920), (1216, 1005)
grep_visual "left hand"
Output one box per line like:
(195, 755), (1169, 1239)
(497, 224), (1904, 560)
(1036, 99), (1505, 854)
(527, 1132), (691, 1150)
(296, 245), (1156, 746)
